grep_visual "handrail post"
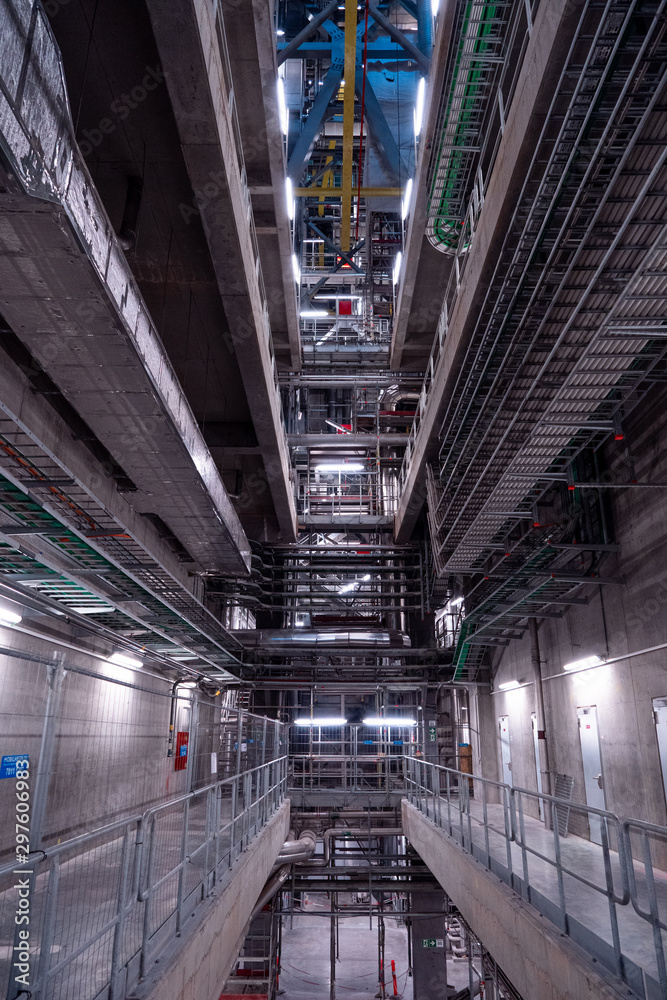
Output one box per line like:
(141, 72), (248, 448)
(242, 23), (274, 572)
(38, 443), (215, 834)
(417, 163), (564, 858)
(139, 816), (157, 980)
(110, 825), (134, 1000)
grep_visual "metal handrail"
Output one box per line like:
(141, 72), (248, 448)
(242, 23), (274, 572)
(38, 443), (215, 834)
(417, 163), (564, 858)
(405, 756), (665, 994)
(1, 756), (288, 1000)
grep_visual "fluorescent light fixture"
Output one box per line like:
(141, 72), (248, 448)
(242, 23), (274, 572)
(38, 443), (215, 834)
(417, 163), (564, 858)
(364, 716), (417, 727)
(295, 717), (347, 726)
(71, 605), (115, 614)
(498, 680), (520, 691)
(414, 77), (426, 136)
(315, 462), (364, 473)
(276, 28), (285, 36)
(0, 606), (22, 626)
(286, 176), (295, 220)
(393, 252), (402, 285)
(431, 0), (439, 13)
(563, 654), (604, 672)
(401, 178), (413, 221)
(177, 680), (198, 690)
(301, 309), (329, 318)
(108, 651), (143, 670)
(277, 77), (289, 135)
(291, 252), (300, 283)
(450, 596), (463, 607)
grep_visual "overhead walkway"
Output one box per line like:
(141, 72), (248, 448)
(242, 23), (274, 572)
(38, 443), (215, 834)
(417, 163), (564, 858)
(404, 758), (667, 1000)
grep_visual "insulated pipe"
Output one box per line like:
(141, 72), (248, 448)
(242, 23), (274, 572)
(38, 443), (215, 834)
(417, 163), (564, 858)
(291, 810), (398, 821)
(273, 829), (317, 867)
(416, 0), (433, 58)
(530, 618), (552, 829)
(251, 830), (318, 920)
(251, 866), (291, 919)
(322, 827), (403, 864)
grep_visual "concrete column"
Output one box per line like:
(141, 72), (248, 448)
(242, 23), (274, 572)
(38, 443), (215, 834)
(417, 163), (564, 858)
(409, 890), (448, 999)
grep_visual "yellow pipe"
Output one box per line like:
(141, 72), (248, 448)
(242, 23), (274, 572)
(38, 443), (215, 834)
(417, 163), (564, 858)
(340, 0), (357, 252)
(295, 187), (403, 198)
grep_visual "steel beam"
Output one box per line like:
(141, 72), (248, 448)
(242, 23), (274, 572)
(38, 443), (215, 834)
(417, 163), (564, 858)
(277, 0), (341, 65)
(354, 71), (407, 183)
(340, 0), (359, 252)
(367, 3), (430, 73)
(288, 66), (344, 180)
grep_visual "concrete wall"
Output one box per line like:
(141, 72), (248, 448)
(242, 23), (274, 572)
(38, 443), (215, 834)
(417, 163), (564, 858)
(402, 801), (630, 1000)
(0, 627), (217, 857)
(490, 387), (667, 835)
(134, 799), (290, 1000)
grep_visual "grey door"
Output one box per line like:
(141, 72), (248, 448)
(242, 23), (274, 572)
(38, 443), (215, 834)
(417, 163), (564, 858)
(498, 715), (512, 786)
(531, 713), (544, 820)
(653, 697), (667, 805)
(577, 706), (606, 845)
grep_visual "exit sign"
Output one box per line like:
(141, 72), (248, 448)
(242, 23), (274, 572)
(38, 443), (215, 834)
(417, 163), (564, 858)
(421, 938), (444, 949)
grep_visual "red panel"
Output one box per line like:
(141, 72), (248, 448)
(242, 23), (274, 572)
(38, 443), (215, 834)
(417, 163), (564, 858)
(338, 299), (352, 315)
(174, 731), (189, 770)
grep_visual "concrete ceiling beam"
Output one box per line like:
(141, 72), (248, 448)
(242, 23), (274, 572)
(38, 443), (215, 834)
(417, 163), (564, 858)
(145, 0), (298, 542)
(0, 3), (252, 576)
(395, 0), (583, 542)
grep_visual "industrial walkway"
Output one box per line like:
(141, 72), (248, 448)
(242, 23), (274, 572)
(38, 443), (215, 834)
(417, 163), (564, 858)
(407, 784), (666, 998)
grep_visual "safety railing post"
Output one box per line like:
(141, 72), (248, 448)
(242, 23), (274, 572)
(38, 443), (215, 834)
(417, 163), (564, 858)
(600, 817), (623, 979)
(482, 780), (490, 868)
(639, 828), (667, 993)
(176, 799), (190, 934)
(109, 825), (134, 1000)
(33, 855), (59, 1000)
(213, 785), (221, 882)
(516, 792), (530, 902)
(139, 816), (157, 980)
(230, 775), (238, 864)
(503, 784), (513, 878)
(203, 789), (212, 899)
(551, 800), (569, 934)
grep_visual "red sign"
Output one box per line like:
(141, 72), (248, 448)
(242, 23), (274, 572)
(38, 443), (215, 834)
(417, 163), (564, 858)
(175, 731), (189, 770)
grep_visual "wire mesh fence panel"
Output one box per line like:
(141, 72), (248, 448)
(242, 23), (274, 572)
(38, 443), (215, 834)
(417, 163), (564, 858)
(0, 661), (286, 1000)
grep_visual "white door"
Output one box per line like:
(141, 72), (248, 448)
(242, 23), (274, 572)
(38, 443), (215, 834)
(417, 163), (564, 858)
(531, 713), (544, 820)
(498, 715), (512, 786)
(653, 698), (667, 805)
(577, 706), (606, 845)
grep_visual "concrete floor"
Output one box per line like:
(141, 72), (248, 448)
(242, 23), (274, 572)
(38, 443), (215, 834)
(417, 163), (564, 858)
(279, 896), (414, 1000)
(278, 895), (476, 999)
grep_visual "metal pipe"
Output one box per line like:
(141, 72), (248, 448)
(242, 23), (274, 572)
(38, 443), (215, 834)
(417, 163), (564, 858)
(529, 618), (552, 829)
(323, 827), (403, 863)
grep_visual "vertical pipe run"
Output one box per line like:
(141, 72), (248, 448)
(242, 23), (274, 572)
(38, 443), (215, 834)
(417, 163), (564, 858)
(341, 0), (358, 252)
(529, 618), (552, 828)
(416, 0), (433, 58)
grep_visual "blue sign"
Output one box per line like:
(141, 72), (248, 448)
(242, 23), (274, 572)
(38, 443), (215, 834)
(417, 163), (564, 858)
(0, 754), (29, 779)
(179, 745), (187, 757)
